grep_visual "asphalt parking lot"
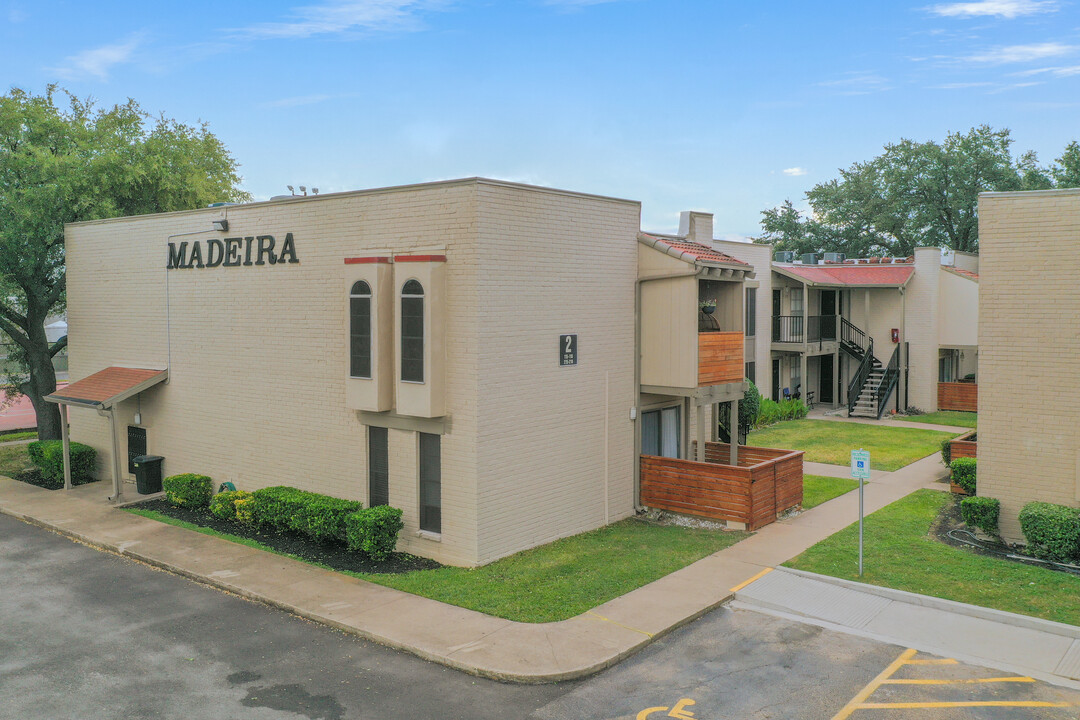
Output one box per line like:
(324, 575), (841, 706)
(4, 513), (1079, 720)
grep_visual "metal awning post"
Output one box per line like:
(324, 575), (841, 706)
(98, 404), (123, 503)
(59, 403), (72, 490)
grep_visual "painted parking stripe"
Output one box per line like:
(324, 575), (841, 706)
(881, 676), (1035, 685)
(859, 701), (1071, 709)
(831, 648), (918, 720)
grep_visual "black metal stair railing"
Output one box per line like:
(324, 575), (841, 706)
(847, 336), (874, 414)
(840, 317), (869, 358)
(875, 344), (901, 419)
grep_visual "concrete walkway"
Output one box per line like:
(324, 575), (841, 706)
(806, 407), (973, 434)
(0, 454), (948, 683)
(734, 567), (1080, 691)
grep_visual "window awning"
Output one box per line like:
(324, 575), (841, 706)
(45, 367), (168, 409)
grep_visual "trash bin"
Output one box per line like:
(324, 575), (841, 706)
(132, 455), (164, 495)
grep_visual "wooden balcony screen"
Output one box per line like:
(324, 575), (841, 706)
(698, 331), (744, 386)
(938, 382), (978, 412)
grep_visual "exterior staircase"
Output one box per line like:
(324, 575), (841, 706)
(840, 318), (900, 419)
(850, 359), (885, 418)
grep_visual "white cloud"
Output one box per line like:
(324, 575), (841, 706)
(965, 41), (1077, 63)
(236, 0), (444, 39)
(1011, 64), (1080, 76)
(782, 167), (808, 177)
(927, 0), (1058, 18)
(817, 71), (891, 95)
(51, 35), (143, 80)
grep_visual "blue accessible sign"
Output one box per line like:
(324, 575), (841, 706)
(851, 449), (871, 479)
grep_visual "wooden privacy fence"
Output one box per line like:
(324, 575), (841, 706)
(938, 382), (977, 412)
(640, 444), (804, 530)
(950, 430), (977, 459)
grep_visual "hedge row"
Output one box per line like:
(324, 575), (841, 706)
(1019, 502), (1080, 564)
(164, 475), (402, 561)
(950, 457), (976, 495)
(27, 440), (97, 487)
(960, 496), (999, 536)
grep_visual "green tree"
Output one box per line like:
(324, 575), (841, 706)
(0, 86), (250, 440)
(756, 126), (1074, 257)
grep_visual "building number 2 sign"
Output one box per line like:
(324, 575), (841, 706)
(560, 334), (578, 367)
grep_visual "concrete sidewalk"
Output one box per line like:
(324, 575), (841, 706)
(734, 566), (1080, 691)
(0, 453), (947, 683)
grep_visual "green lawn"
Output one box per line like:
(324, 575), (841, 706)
(0, 443), (31, 478)
(894, 411), (977, 429)
(785, 490), (1080, 626)
(803, 474), (859, 509)
(125, 510), (749, 623)
(0, 431), (36, 442)
(748, 419), (958, 471)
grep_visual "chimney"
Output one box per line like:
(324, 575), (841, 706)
(678, 211), (714, 244)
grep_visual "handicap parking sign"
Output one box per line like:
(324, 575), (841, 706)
(851, 450), (871, 479)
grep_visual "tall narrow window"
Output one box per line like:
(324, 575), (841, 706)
(745, 288), (757, 337)
(350, 281), (372, 378)
(790, 287), (803, 316)
(419, 432), (441, 534)
(368, 426), (389, 507)
(401, 280), (425, 383)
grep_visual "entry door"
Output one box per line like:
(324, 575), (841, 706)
(820, 290), (837, 340)
(819, 354), (834, 404)
(772, 358), (781, 402)
(642, 407), (681, 459)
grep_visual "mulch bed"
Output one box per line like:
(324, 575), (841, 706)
(126, 498), (442, 575)
(14, 468), (100, 491)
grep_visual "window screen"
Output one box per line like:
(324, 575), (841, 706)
(745, 288), (756, 337)
(368, 426), (389, 507)
(401, 280), (425, 383)
(419, 432), (441, 534)
(350, 281), (372, 378)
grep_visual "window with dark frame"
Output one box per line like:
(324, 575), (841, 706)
(401, 279), (425, 383)
(745, 288), (756, 337)
(368, 426), (389, 507)
(745, 361), (756, 385)
(419, 432), (441, 534)
(349, 280), (372, 378)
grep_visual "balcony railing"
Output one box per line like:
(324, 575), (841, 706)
(772, 315), (839, 344)
(698, 330), (743, 386)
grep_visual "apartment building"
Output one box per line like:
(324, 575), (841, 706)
(51, 179), (773, 566)
(977, 188), (1080, 543)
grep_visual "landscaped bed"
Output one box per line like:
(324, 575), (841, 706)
(128, 498), (750, 623)
(0, 441), (99, 490)
(802, 474), (859, 509)
(784, 489), (1080, 626)
(894, 411), (977, 429)
(748, 419), (958, 471)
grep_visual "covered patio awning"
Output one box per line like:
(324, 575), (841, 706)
(45, 367), (168, 499)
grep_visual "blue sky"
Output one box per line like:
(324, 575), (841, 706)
(2, 0), (1079, 236)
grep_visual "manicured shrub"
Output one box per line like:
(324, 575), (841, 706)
(27, 440), (97, 485)
(756, 398), (782, 427)
(960, 496), (999, 535)
(162, 473), (213, 508)
(950, 457), (977, 495)
(209, 490), (251, 521)
(940, 436), (952, 467)
(1019, 502), (1080, 563)
(249, 486), (363, 543)
(345, 506), (405, 561)
(234, 495), (255, 525)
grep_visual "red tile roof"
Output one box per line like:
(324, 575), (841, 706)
(47, 367), (167, 406)
(642, 234), (748, 266)
(777, 264), (915, 287)
(947, 267), (979, 281)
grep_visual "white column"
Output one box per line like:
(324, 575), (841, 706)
(60, 404), (72, 491)
(108, 407), (124, 502)
(696, 404), (706, 462)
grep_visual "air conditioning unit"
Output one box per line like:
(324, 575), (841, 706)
(774, 251), (794, 263)
(823, 252), (846, 263)
(801, 253), (819, 265)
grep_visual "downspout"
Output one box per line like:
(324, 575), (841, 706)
(98, 404), (124, 502)
(634, 267), (703, 511)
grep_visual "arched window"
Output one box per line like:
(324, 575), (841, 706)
(350, 280), (372, 378)
(401, 279), (425, 382)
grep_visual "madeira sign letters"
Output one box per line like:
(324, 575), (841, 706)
(167, 233), (300, 269)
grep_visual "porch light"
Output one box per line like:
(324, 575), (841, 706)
(212, 219), (229, 232)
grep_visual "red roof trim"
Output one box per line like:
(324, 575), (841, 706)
(46, 367), (167, 406)
(395, 254), (447, 263)
(344, 257), (390, 264)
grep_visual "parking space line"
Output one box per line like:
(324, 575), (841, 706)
(729, 567), (773, 593)
(859, 701), (1072, 709)
(831, 648), (917, 720)
(882, 676), (1036, 685)
(905, 658), (959, 665)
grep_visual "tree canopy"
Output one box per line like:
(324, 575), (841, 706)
(0, 85), (250, 439)
(756, 126), (1080, 257)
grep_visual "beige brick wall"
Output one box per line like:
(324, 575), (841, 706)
(904, 249), (942, 412)
(67, 182), (483, 565)
(473, 183), (639, 564)
(978, 189), (1080, 542)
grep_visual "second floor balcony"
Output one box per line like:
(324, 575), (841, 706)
(772, 314), (839, 344)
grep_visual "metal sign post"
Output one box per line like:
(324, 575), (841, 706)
(850, 448), (871, 577)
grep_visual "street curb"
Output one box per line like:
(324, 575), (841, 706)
(0, 503), (722, 684)
(776, 566), (1080, 640)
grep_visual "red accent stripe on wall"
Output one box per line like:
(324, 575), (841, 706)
(394, 254), (447, 263)
(344, 257), (391, 264)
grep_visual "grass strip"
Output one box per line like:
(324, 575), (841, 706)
(0, 431), (37, 443)
(125, 507), (749, 624)
(803, 474), (859, 509)
(894, 411), (977, 429)
(749, 419), (957, 471)
(785, 490), (1080, 626)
